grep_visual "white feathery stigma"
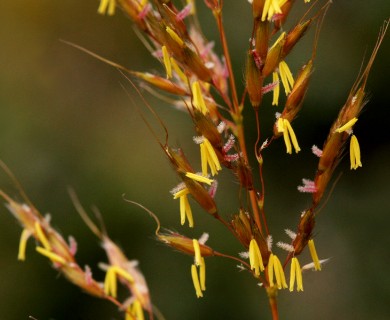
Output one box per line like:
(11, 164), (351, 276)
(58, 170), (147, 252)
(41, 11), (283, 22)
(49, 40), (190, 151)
(198, 233), (209, 245)
(285, 228), (297, 240)
(276, 241), (295, 252)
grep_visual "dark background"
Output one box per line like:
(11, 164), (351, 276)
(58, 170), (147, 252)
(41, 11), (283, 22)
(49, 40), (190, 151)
(0, 1), (389, 319)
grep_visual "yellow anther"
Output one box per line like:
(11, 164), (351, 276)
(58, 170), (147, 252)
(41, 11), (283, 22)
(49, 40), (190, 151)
(200, 138), (222, 176)
(35, 221), (51, 251)
(272, 72), (280, 106)
(335, 117), (358, 133)
(192, 81), (208, 115)
(279, 61), (295, 95)
(127, 299), (144, 320)
(289, 257), (304, 292)
(36, 246), (66, 265)
(104, 266), (134, 298)
(98, 0), (116, 16)
(173, 187), (190, 199)
(350, 135), (362, 170)
(249, 239), (265, 276)
(308, 239), (321, 271)
(272, 32), (286, 49)
(162, 46), (172, 79)
(112, 266), (135, 283)
(191, 264), (203, 298)
(104, 267), (117, 297)
(180, 194), (194, 227)
(262, 0), (282, 21)
(278, 118), (300, 154)
(185, 172), (213, 185)
(193, 239), (202, 266)
(18, 229), (31, 261)
(166, 27), (184, 47)
(268, 254), (288, 289)
(170, 58), (187, 82)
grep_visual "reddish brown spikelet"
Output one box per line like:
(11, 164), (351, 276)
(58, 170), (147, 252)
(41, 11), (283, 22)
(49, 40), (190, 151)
(273, 60), (313, 136)
(262, 33), (286, 77)
(246, 50), (264, 108)
(285, 59), (313, 112)
(181, 46), (212, 82)
(293, 209), (315, 255)
(181, 173), (217, 215)
(283, 20), (312, 57)
(193, 110), (222, 148)
(313, 165), (335, 206)
(160, 3), (188, 36)
(158, 231), (215, 257)
(132, 72), (188, 95)
(231, 210), (270, 263)
(255, 21), (270, 65)
(166, 147), (194, 173)
(231, 210), (253, 248)
(234, 158), (254, 190)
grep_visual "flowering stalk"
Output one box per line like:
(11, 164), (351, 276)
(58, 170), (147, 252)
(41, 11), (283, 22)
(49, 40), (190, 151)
(1, 1), (388, 319)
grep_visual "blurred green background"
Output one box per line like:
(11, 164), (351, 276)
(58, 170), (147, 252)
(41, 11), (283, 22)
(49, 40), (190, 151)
(0, 1), (389, 319)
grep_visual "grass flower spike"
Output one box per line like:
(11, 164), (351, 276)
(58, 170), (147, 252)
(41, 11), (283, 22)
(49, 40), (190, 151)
(1, 2), (388, 320)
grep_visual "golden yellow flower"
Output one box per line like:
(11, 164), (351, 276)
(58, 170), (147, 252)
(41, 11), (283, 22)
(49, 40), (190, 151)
(199, 138), (222, 176)
(249, 239), (265, 276)
(308, 239), (321, 271)
(173, 187), (194, 228)
(277, 118), (301, 154)
(289, 257), (304, 292)
(350, 135), (362, 170)
(104, 265), (135, 298)
(268, 254), (288, 289)
(192, 81), (208, 115)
